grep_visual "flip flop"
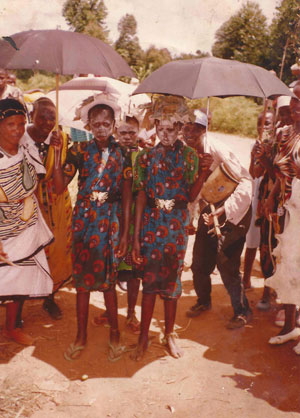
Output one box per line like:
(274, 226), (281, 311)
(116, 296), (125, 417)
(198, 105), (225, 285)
(64, 343), (85, 361)
(107, 343), (135, 362)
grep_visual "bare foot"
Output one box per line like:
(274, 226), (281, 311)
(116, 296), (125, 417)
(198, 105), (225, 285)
(130, 335), (150, 361)
(165, 334), (184, 359)
(278, 326), (295, 336)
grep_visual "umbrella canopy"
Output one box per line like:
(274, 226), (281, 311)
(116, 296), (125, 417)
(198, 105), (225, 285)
(0, 29), (135, 78)
(133, 57), (293, 99)
(47, 76), (151, 130)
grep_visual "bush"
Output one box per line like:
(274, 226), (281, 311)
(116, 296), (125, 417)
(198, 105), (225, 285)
(189, 96), (264, 138)
(16, 72), (71, 93)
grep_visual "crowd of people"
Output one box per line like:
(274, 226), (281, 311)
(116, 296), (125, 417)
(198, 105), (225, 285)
(0, 66), (300, 362)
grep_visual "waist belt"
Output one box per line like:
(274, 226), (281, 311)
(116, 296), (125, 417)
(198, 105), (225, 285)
(147, 197), (188, 211)
(89, 191), (120, 204)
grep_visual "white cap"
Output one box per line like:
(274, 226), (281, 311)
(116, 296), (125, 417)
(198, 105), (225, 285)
(277, 95), (291, 109)
(194, 110), (208, 127)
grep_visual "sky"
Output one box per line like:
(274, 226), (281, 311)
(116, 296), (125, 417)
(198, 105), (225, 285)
(0, 0), (279, 55)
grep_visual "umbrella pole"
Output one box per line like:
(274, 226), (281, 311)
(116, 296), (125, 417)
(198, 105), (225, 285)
(206, 98), (210, 134)
(258, 99), (269, 142)
(55, 73), (60, 169)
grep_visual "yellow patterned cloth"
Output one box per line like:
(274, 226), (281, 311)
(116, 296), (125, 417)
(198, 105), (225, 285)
(22, 130), (73, 291)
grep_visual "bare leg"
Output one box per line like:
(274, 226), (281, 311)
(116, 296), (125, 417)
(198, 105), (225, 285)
(131, 293), (156, 361)
(127, 277), (140, 316)
(242, 247), (257, 289)
(64, 292), (90, 360)
(104, 287), (120, 347)
(126, 277), (140, 333)
(5, 300), (34, 346)
(6, 300), (19, 331)
(279, 304), (296, 335)
(75, 292), (90, 346)
(164, 299), (184, 358)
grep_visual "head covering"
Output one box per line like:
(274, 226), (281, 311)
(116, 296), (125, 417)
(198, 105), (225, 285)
(149, 95), (191, 124)
(193, 109), (208, 127)
(74, 92), (121, 130)
(277, 95), (291, 109)
(0, 98), (26, 121)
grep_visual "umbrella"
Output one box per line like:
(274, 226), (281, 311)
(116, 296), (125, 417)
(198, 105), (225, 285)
(132, 57), (295, 236)
(0, 29), (134, 77)
(47, 76), (151, 130)
(0, 29), (135, 132)
(132, 57), (293, 99)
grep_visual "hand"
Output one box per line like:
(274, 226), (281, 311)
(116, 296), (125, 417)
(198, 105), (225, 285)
(116, 235), (128, 258)
(263, 142), (272, 157)
(202, 206), (225, 226)
(264, 195), (275, 218)
(198, 153), (213, 171)
(0, 240), (7, 259)
(132, 240), (143, 265)
(50, 130), (63, 150)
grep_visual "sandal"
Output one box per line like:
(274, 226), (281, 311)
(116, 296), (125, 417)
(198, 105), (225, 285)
(64, 343), (85, 361)
(226, 314), (248, 329)
(126, 314), (140, 334)
(108, 343), (131, 362)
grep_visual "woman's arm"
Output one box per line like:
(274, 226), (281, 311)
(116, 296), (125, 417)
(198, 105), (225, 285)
(117, 178), (133, 258)
(132, 190), (147, 265)
(50, 131), (74, 194)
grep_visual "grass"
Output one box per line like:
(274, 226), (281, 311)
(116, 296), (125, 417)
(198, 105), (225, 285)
(189, 96), (264, 138)
(17, 72), (71, 93)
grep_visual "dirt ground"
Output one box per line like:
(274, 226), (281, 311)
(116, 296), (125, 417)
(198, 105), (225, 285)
(1, 134), (300, 418)
(1, 239), (300, 418)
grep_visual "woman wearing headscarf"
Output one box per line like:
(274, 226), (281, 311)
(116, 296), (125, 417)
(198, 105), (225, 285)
(0, 98), (53, 345)
(51, 93), (132, 361)
(132, 96), (199, 360)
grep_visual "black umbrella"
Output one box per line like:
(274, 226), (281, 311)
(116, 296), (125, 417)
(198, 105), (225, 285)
(0, 29), (134, 78)
(133, 57), (293, 99)
(0, 29), (135, 132)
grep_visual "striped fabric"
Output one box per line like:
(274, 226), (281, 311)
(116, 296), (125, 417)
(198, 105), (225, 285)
(0, 155), (38, 240)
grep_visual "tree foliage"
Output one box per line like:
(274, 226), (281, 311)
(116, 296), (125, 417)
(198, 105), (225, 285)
(114, 14), (145, 71)
(175, 50), (210, 60)
(212, 1), (269, 67)
(268, 0), (300, 83)
(62, 0), (109, 42)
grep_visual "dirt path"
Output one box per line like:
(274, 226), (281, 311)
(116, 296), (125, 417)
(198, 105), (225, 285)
(1, 134), (300, 418)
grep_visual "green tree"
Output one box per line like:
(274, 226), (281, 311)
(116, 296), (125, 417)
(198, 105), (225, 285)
(268, 0), (300, 83)
(133, 46), (172, 81)
(212, 1), (269, 67)
(62, 0), (109, 42)
(175, 50), (210, 60)
(115, 14), (144, 72)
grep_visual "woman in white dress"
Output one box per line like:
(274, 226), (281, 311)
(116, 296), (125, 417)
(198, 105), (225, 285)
(266, 84), (300, 352)
(0, 98), (53, 346)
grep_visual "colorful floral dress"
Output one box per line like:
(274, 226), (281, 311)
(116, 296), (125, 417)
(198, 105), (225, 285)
(134, 140), (198, 299)
(64, 136), (131, 292)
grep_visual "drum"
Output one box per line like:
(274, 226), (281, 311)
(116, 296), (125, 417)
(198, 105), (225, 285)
(200, 162), (240, 204)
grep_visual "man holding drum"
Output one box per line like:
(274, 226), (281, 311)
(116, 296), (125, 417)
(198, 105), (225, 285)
(183, 110), (253, 329)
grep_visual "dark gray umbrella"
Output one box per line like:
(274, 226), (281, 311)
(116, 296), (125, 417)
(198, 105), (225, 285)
(133, 57), (293, 99)
(0, 29), (135, 78)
